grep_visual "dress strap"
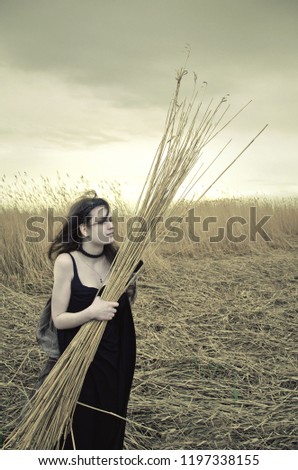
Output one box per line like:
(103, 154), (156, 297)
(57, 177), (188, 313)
(68, 253), (79, 280)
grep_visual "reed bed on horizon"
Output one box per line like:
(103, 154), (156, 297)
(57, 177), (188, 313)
(1, 194), (297, 287)
(0, 66), (280, 449)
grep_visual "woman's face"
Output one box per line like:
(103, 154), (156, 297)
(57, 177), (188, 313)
(83, 205), (114, 246)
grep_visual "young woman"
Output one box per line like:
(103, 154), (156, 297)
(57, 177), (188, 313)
(47, 192), (137, 450)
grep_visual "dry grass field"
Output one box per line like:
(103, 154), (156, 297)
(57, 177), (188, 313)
(127, 247), (298, 449)
(1, 179), (297, 449)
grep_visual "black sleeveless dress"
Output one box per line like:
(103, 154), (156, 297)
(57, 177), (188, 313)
(57, 254), (136, 450)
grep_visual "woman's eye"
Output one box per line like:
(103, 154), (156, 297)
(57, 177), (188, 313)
(96, 217), (113, 224)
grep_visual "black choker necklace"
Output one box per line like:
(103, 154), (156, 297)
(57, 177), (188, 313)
(78, 246), (104, 258)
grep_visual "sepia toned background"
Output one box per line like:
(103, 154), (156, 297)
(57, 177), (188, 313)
(1, 0), (297, 452)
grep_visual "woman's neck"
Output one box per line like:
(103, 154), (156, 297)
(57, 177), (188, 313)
(78, 244), (104, 258)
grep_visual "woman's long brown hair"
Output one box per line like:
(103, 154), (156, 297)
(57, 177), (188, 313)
(48, 191), (118, 264)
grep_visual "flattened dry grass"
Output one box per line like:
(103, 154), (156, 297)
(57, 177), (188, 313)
(2, 246), (297, 449)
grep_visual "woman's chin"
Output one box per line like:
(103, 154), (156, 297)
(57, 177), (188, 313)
(106, 234), (115, 244)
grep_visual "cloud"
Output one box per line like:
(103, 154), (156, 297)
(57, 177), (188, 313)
(0, 0), (297, 197)
(0, 65), (164, 151)
(0, 0), (297, 106)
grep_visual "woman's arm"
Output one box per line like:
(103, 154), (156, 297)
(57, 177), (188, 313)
(51, 253), (118, 329)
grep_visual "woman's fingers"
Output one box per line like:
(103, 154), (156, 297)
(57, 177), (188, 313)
(91, 298), (119, 321)
(110, 301), (119, 308)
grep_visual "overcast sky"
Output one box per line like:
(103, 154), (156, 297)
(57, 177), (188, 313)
(0, 0), (297, 202)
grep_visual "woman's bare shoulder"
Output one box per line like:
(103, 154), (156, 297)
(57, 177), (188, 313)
(54, 252), (73, 270)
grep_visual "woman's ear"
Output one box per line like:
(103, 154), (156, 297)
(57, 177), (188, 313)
(79, 223), (88, 238)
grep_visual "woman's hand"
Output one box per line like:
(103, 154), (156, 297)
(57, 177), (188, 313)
(87, 296), (119, 321)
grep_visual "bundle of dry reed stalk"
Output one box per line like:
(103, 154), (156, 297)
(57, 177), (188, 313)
(3, 67), (267, 449)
